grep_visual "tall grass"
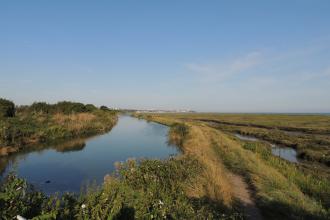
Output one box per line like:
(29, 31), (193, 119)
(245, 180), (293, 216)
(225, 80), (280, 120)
(209, 128), (328, 219)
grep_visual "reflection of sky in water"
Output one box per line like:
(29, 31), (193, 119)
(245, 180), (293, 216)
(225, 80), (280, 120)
(271, 145), (298, 163)
(235, 134), (258, 141)
(235, 133), (298, 163)
(3, 116), (178, 194)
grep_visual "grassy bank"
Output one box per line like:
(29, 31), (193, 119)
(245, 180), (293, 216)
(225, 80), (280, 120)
(136, 113), (330, 219)
(0, 99), (118, 156)
(0, 156), (242, 219)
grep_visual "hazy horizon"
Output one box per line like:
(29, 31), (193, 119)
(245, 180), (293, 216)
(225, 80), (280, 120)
(1, 1), (330, 113)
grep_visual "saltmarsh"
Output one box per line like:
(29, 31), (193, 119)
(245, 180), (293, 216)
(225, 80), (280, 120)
(136, 113), (330, 220)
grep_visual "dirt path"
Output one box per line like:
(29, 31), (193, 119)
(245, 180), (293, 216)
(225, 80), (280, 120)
(228, 173), (263, 220)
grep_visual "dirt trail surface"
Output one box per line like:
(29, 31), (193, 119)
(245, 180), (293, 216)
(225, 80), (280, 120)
(228, 173), (263, 220)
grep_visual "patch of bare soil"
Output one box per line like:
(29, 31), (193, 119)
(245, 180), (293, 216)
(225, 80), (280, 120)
(228, 173), (263, 220)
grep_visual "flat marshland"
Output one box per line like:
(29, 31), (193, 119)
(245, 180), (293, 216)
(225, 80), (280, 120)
(136, 113), (330, 219)
(1, 103), (330, 219)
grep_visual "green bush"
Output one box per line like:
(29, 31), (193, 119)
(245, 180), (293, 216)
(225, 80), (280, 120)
(0, 98), (15, 118)
(54, 101), (88, 114)
(30, 102), (52, 114)
(0, 173), (45, 219)
(100, 105), (110, 111)
(28, 101), (97, 115)
(85, 104), (97, 112)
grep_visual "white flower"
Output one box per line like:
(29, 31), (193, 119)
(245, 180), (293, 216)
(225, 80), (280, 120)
(17, 215), (27, 220)
(81, 204), (86, 209)
(159, 200), (164, 205)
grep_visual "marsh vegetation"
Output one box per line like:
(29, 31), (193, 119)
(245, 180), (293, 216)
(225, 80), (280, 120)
(135, 113), (330, 220)
(0, 98), (118, 156)
(1, 108), (330, 219)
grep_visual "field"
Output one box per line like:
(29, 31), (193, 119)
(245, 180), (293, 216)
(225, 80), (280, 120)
(135, 113), (330, 219)
(143, 113), (330, 166)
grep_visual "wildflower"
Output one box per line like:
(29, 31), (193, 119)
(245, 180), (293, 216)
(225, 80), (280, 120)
(81, 204), (86, 209)
(159, 200), (164, 205)
(17, 215), (27, 220)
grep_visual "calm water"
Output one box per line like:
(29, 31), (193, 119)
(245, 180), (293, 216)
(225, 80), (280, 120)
(270, 144), (298, 163)
(234, 134), (259, 142)
(2, 116), (178, 194)
(235, 133), (299, 163)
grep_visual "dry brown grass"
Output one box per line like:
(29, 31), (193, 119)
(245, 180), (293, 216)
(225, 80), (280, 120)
(0, 146), (18, 156)
(52, 113), (96, 124)
(183, 125), (233, 206)
(143, 115), (234, 207)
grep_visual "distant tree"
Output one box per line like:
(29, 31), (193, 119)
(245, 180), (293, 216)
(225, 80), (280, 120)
(100, 105), (110, 111)
(0, 98), (15, 118)
(30, 102), (52, 114)
(85, 104), (97, 112)
(54, 101), (88, 114)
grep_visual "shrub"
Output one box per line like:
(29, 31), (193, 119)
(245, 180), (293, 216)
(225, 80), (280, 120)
(0, 173), (45, 219)
(100, 105), (110, 111)
(30, 102), (52, 114)
(0, 98), (15, 118)
(54, 101), (88, 114)
(85, 104), (97, 112)
(168, 123), (189, 147)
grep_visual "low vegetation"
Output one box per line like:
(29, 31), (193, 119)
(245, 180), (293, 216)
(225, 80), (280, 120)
(168, 123), (189, 147)
(0, 98), (15, 118)
(0, 157), (242, 220)
(145, 113), (330, 166)
(136, 113), (330, 219)
(0, 98), (117, 156)
(2, 110), (329, 219)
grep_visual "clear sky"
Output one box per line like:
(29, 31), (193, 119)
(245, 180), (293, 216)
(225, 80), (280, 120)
(1, 1), (330, 112)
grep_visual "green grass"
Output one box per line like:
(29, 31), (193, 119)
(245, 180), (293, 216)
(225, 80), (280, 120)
(158, 113), (330, 134)
(211, 137), (328, 220)
(240, 141), (330, 209)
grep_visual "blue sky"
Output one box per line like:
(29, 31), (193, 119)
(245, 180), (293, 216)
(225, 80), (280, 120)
(1, 1), (330, 112)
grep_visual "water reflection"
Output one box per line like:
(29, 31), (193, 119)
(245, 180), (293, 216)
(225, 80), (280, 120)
(1, 116), (178, 194)
(234, 133), (299, 163)
(271, 144), (298, 163)
(235, 134), (259, 141)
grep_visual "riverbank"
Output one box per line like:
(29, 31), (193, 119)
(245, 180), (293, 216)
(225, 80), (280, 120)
(135, 113), (330, 219)
(0, 113), (244, 219)
(0, 99), (118, 156)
